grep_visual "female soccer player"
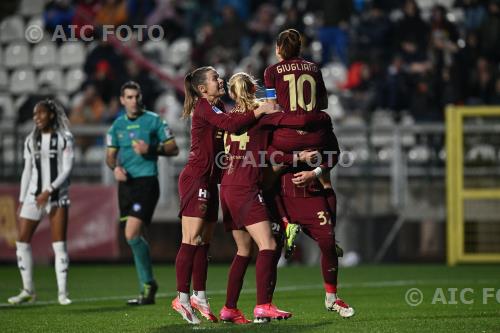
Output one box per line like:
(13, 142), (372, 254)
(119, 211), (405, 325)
(219, 72), (329, 324)
(172, 66), (277, 324)
(8, 99), (74, 306)
(264, 28), (355, 317)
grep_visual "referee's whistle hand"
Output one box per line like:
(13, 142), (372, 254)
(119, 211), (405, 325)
(132, 140), (149, 155)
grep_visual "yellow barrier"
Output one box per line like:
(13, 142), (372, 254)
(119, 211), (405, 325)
(446, 106), (500, 265)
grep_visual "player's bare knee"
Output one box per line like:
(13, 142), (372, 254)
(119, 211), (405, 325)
(258, 237), (276, 251)
(182, 234), (203, 245)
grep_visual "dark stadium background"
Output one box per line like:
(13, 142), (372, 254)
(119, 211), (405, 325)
(1, 0), (499, 265)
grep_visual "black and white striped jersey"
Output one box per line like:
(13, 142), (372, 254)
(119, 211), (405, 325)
(19, 131), (74, 205)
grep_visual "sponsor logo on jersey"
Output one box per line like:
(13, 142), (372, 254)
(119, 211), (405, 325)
(198, 188), (209, 199)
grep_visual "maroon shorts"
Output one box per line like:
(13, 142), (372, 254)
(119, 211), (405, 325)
(220, 185), (269, 231)
(178, 168), (218, 222)
(282, 195), (335, 241)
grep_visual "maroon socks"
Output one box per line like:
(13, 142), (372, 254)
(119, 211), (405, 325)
(175, 243), (198, 293)
(225, 255), (251, 308)
(256, 250), (276, 305)
(192, 244), (210, 291)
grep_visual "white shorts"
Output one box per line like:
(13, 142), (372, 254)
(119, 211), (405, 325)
(19, 196), (70, 221)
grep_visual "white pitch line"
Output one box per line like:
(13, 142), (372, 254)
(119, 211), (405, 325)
(1, 278), (498, 308)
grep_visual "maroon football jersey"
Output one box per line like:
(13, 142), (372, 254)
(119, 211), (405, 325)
(264, 57), (327, 114)
(264, 56), (329, 163)
(221, 110), (329, 187)
(274, 121), (340, 198)
(185, 98), (257, 180)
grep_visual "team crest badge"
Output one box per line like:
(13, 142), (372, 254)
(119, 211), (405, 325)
(199, 203), (208, 214)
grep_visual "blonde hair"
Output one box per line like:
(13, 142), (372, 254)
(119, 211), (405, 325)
(228, 72), (259, 113)
(182, 66), (215, 119)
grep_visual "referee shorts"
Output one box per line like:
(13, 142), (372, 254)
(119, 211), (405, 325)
(118, 176), (159, 225)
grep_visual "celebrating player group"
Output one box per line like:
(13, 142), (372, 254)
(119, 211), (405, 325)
(8, 28), (354, 325)
(172, 29), (354, 324)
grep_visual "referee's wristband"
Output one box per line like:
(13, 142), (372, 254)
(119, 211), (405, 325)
(312, 167), (322, 178)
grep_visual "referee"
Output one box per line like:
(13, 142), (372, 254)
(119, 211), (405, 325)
(106, 81), (179, 305)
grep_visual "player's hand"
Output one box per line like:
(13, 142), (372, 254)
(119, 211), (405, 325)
(297, 150), (319, 164)
(132, 140), (149, 155)
(292, 170), (317, 187)
(254, 101), (281, 117)
(35, 190), (50, 208)
(114, 166), (128, 182)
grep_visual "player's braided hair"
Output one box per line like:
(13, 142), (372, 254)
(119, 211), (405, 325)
(277, 29), (302, 60)
(30, 98), (71, 152)
(182, 66), (216, 119)
(228, 72), (259, 113)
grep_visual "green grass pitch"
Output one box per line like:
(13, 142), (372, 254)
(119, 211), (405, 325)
(1, 264), (499, 332)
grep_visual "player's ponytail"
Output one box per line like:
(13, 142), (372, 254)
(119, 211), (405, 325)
(182, 66), (215, 119)
(277, 29), (302, 60)
(228, 72), (259, 113)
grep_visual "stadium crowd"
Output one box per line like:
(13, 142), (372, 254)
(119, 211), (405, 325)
(3, 0), (500, 130)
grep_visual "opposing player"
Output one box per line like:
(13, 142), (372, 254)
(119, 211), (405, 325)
(219, 72), (329, 324)
(264, 29), (355, 317)
(173, 66), (277, 324)
(9, 99), (74, 306)
(106, 81), (179, 306)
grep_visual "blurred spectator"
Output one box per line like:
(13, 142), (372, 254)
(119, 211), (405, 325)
(191, 22), (216, 66)
(95, 0), (128, 26)
(146, 0), (185, 42)
(127, 0), (156, 27)
(490, 77), (500, 104)
(478, 0), (500, 62)
(90, 59), (120, 105)
(378, 55), (411, 112)
(44, 0), (75, 39)
(339, 61), (377, 115)
(72, 0), (99, 40)
(84, 40), (126, 86)
(409, 75), (440, 121)
(318, 0), (353, 65)
(217, 0), (251, 20)
(124, 60), (162, 110)
(430, 5), (459, 70)
(466, 57), (496, 104)
(277, 7), (305, 33)
(456, 31), (481, 102)
(394, 0), (430, 65)
(70, 83), (107, 151)
(211, 5), (248, 63)
(70, 83), (106, 125)
(247, 3), (277, 43)
(355, 2), (392, 66)
(455, 0), (487, 31)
